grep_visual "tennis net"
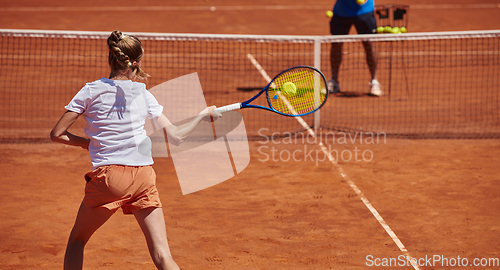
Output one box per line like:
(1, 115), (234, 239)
(0, 29), (499, 142)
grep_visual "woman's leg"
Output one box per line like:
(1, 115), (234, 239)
(64, 202), (116, 270)
(132, 207), (180, 270)
(133, 207), (180, 270)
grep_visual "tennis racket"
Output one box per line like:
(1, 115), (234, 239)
(214, 66), (328, 116)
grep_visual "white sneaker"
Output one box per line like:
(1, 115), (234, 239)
(369, 79), (382, 96)
(328, 79), (340, 94)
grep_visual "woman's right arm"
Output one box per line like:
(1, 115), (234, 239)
(153, 106), (221, 146)
(50, 110), (90, 150)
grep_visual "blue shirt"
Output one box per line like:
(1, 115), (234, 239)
(333, 0), (375, 18)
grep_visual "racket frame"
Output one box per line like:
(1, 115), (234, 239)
(214, 65), (328, 116)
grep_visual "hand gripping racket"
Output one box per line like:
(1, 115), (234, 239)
(214, 66), (329, 116)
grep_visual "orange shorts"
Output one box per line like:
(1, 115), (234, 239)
(83, 165), (162, 214)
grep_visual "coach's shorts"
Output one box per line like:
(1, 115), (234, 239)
(330, 12), (377, 35)
(83, 165), (162, 214)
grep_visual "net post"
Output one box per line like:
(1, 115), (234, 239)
(313, 36), (322, 136)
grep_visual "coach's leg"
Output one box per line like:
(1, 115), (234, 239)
(64, 202), (115, 270)
(362, 40), (383, 96)
(133, 207), (180, 270)
(362, 41), (378, 81)
(330, 42), (343, 82)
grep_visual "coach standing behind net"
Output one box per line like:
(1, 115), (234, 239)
(328, 0), (382, 96)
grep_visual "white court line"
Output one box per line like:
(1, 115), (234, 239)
(247, 54), (420, 270)
(0, 4), (498, 12)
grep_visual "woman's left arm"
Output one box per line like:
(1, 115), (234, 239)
(50, 110), (90, 150)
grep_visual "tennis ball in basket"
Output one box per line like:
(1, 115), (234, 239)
(384, 26), (393, 33)
(400, 27), (407, 33)
(357, 0), (366, 5)
(377, 26), (384, 34)
(326, 10), (333, 18)
(391, 27), (401, 34)
(282, 82), (297, 96)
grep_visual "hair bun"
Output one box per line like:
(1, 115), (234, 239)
(111, 30), (123, 43)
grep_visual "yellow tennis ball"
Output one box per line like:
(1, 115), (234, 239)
(357, 0), (366, 5)
(377, 26), (384, 34)
(392, 27), (401, 34)
(326, 10), (333, 18)
(400, 27), (407, 33)
(282, 82), (297, 96)
(384, 26), (393, 33)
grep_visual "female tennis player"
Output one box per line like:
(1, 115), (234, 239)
(50, 30), (218, 270)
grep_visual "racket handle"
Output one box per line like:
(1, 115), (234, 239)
(214, 103), (241, 114)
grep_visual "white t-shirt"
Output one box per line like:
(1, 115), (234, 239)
(65, 78), (163, 169)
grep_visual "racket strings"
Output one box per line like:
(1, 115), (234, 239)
(269, 67), (327, 115)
